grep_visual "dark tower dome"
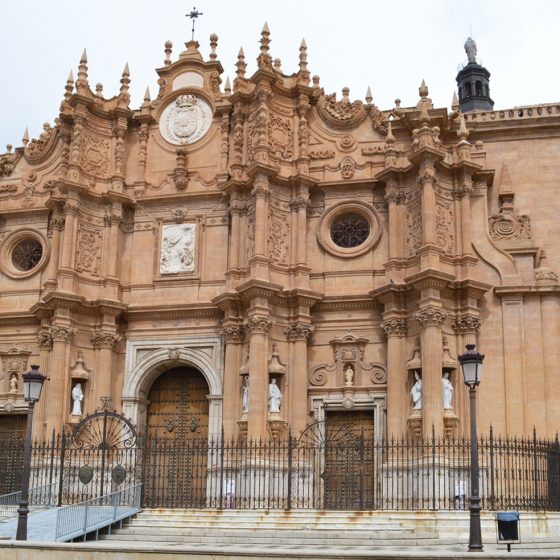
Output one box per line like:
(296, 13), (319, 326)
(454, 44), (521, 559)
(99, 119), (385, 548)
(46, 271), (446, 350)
(456, 37), (494, 112)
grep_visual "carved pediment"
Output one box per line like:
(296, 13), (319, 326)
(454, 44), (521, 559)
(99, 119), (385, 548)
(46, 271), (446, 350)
(317, 90), (367, 130)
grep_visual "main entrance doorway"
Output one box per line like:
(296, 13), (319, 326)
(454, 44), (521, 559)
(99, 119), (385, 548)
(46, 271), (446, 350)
(145, 367), (209, 507)
(324, 410), (375, 509)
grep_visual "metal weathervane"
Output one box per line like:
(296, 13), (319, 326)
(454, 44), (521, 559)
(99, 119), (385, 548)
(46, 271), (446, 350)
(187, 6), (204, 41)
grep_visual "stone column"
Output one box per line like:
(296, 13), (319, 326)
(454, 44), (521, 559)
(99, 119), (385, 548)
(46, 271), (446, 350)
(385, 188), (399, 260)
(245, 314), (273, 440)
(419, 165), (436, 246)
(59, 199), (79, 292)
(228, 201), (243, 271)
(34, 330), (54, 439)
(381, 318), (407, 437)
(286, 321), (314, 438)
(253, 180), (269, 258)
(459, 181), (473, 255)
(222, 325), (244, 439)
(415, 307), (446, 438)
(44, 208), (65, 291)
(44, 325), (76, 433)
(295, 196), (308, 265)
(541, 296), (560, 437)
(91, 330), (121, 412)
(103, 203), (122, 300)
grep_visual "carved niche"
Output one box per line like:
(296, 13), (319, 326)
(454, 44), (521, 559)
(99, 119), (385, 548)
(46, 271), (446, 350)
(0, 344), (32, 394)
(308, 333), (386, 387)
(76, 222), (103, 275)
(160, 223), (196, 275)
(159, 94), (213, 145)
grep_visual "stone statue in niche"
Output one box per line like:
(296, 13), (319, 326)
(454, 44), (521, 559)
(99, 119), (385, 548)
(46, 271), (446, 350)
(344, 365), (354, 387)
(410, 371), (422, 410)
(268, 378), (282, 413)
(242, 376), (249, 414)
(160, 223), (196, 275)
(442, 372), (454, 410)
(9, 374), (18, 393)
(71, 383), (84, 416)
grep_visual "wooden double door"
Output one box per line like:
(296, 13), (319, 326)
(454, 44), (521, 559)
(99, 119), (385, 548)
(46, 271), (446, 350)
(145, 367), (209, 507)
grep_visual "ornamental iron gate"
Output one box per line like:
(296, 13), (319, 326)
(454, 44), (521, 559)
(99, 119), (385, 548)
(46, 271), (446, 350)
(1, 414), (559, 512)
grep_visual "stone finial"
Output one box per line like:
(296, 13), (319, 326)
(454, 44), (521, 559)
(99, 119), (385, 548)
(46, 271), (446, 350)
(120, 62), (130, 95)
(298, 38), (309, 82)
(65, 70), (74, 100)
(457, 113), (469, 141)
(312, 75), (320, 90)
(6, 144), (12, 153)
(452, 91), (459, 110)
(464, 36), (477, 64)
(342, 87), (350, 102)
(257, 21), (272, 69)
(236, 47), (246, 80)
(386, 119), (396, 145)
(22, 127), (29, 147)
(365, 86), (373, 104)
(419, 79), (429, 98)
(164, 40), (173, 66)
(209, 33), (218, 60)
(141, 86), (151, 108)
(224, 76), (231, 95)
(394, 98), (401, 108)
(76, 49), (89, 90)
(274, 58), (282, 72)
(498, 161), (513, 195)
(95, 83), (103, 96)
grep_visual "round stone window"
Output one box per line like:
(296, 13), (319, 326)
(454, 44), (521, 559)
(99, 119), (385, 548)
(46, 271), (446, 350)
(0, 228), (50, 279)
(330, 213), (370, 248)
(11, 238), (43, 271)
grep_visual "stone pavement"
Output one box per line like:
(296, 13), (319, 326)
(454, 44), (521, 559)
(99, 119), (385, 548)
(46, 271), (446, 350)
(0, 508), (57, 541)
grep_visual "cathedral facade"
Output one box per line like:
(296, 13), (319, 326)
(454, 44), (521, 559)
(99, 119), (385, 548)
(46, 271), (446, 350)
(0, 28), (559, 446)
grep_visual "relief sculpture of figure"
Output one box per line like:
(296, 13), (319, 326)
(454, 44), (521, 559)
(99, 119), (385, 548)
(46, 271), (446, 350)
(71, 382), (84, 416)
(411, 371), (422, 410)
(268, 378), (282, 413)
(242, 376), (249, 414)
(442, 372), (454, 410)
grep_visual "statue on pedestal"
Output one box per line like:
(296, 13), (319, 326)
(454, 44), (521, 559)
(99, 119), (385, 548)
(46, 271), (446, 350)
(268, 378), (282, 413)
(344, 365), (354, 386)
(241, 376), (249, 414)
(410, 371), (422, 410)
(442, 372), (454, 410)
(71, 383), (84, 416)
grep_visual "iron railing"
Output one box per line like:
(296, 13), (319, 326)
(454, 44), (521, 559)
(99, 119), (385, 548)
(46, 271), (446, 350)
(55, 483), (142, 542)
(0, 423), (558, 512)
(0, 482), (57, 520)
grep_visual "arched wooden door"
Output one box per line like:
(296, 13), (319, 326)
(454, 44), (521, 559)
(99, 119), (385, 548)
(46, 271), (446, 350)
(145, 367), (209, 507)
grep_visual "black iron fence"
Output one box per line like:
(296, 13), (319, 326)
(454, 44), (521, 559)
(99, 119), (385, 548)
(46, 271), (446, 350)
(0, 417), (559, 512)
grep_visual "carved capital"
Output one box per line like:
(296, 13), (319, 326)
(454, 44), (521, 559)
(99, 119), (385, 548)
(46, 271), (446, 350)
(251, 184), (270, 200)
(452, 183), (473, 199)
(414, 307), (447, 327)
(381, 318), (407, 337)
(91, 330), (121, 349)
(36, 331), (54, 350)
(65, 201), (80, 217)
(222, 325), (245, 344)
(418, 171), (435, 186)
(50, 325), (77, 343)
(285, 321), (314, 342)
(453, 315), (481, 334)
(229, 200), (247, 216)
(244, 315), (274, 335)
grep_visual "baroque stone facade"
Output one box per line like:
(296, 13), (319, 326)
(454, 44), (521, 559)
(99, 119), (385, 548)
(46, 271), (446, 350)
(1, 29), (559, 442)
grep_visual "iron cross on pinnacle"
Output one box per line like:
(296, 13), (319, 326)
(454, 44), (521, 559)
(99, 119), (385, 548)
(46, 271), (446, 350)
(187, 7), (203, 41)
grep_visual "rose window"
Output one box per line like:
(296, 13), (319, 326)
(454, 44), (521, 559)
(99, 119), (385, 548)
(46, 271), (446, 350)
(330, 214), (370, 248)
(11, 239), (43, 271)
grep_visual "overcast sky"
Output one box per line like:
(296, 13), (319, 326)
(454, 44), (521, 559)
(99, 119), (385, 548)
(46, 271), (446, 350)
(1, 0), (558, 150)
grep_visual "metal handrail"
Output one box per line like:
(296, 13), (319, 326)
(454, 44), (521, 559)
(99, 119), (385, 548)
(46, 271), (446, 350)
(0, 482), (57, 520)
(55, 483), (142, 542)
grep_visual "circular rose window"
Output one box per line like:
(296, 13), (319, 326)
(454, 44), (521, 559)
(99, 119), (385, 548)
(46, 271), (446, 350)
(330, 213), (370, 248)
(11, 239), (43, 271)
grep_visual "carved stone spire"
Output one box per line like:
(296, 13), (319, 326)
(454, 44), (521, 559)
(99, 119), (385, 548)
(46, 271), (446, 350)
(224, 76), (231, 95)
(65, 70), (74, 101)
(120, 63), (130, 94)
(365, 86), (373, 104)
(457, 113), (469, 141)
(22, 128), (29, 147)
(76, 49), (89, 93)
(452, 91), (459, 111)
(235, 47), (246, 80)
(298, 38), (310, 83)
(257, 22), (272, 69)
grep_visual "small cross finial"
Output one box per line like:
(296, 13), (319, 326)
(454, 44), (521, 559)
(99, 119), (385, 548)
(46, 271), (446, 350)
(187, 6), (203, 41)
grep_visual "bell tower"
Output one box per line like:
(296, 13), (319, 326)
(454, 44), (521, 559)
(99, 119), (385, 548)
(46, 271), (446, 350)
(456, 37), (494, 112)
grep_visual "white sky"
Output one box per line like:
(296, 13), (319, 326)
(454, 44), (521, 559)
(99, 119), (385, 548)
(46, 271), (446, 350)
(1, 0), (558, 150)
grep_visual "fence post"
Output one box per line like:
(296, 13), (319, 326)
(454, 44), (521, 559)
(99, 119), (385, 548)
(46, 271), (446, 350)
(48, 429), (56, 507)
(431, 424), (436, 511)
(533, 427), (539, 509)
(287, 428), (292, 511)
(57, 431), (67, 507)
(489, 426), (495, 510)
(139, 431), (148, 508)
(83, 500), (89, 536)
(359, 430), (365, 511)
(219, 428), (224, 510)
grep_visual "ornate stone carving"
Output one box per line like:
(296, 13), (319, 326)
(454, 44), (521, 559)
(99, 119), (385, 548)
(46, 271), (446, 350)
(361, 362), (387, 384)
(0, 184), (18, 194)
(159, 94), (212, 145)
(340, 157), (356, 179)
(414, 308), (447, 327)
(309, 150), (335, 160)
(308, 362), (335, 386)
(453, 315), (481, 334)
(160, 223), (196, 275)
(317, 90), (367, 129)
(76, 223), (103, 275)
(244, 315), (274, 335)
(50, 325), (77, 342)
(406, 199), (423, 257)
(369, 105), (388, 134)
(91, 330), (121, 349)
(268, 114), (293, 160)
(174, 148), (188, 190)
(267, 211), (289, 264)
(168, 347), (181, 360)
(489, 211), (531, 241)
(70, 351), (92, 380)
(0, 344), (32, 383)
(36, 331), (53, 350)
(361, 144), (386, 156)
(246, 213), (255, 262)
(80, 133), (111, 178)
(222, 325), (244, 344)
(381, 319), (407, 337)
(436, 199), (455, 256)
(25, 123), (57, 162)
(285, 322), (314, 342)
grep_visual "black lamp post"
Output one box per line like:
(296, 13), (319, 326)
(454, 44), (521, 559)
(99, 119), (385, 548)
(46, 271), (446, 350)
(15, 364), (46, 541)
(458, 344), (485, 552)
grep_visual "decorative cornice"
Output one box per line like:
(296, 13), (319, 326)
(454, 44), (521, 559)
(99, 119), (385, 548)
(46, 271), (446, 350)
(124, 303), (222, 322)
(453, 315), (481, 334)
(381, 318), (407, 337)
(285, 321), (314, 342)
(414, 307), (447, 327)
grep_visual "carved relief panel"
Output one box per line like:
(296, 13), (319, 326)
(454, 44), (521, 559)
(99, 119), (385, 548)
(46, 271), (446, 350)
(160, 223), (196, 274)
(76, 223), (103, 275)
(435, 199), (455, 256)
(406, 197), (423, 258)
(159, 94), (213, 145)
(267, 209), (289, 265)
(80, 133), (111, 179)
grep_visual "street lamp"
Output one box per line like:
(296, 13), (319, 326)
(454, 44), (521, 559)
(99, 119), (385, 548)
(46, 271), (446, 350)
(16, 364), (46, 541)
(458, 344), (485, 552)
